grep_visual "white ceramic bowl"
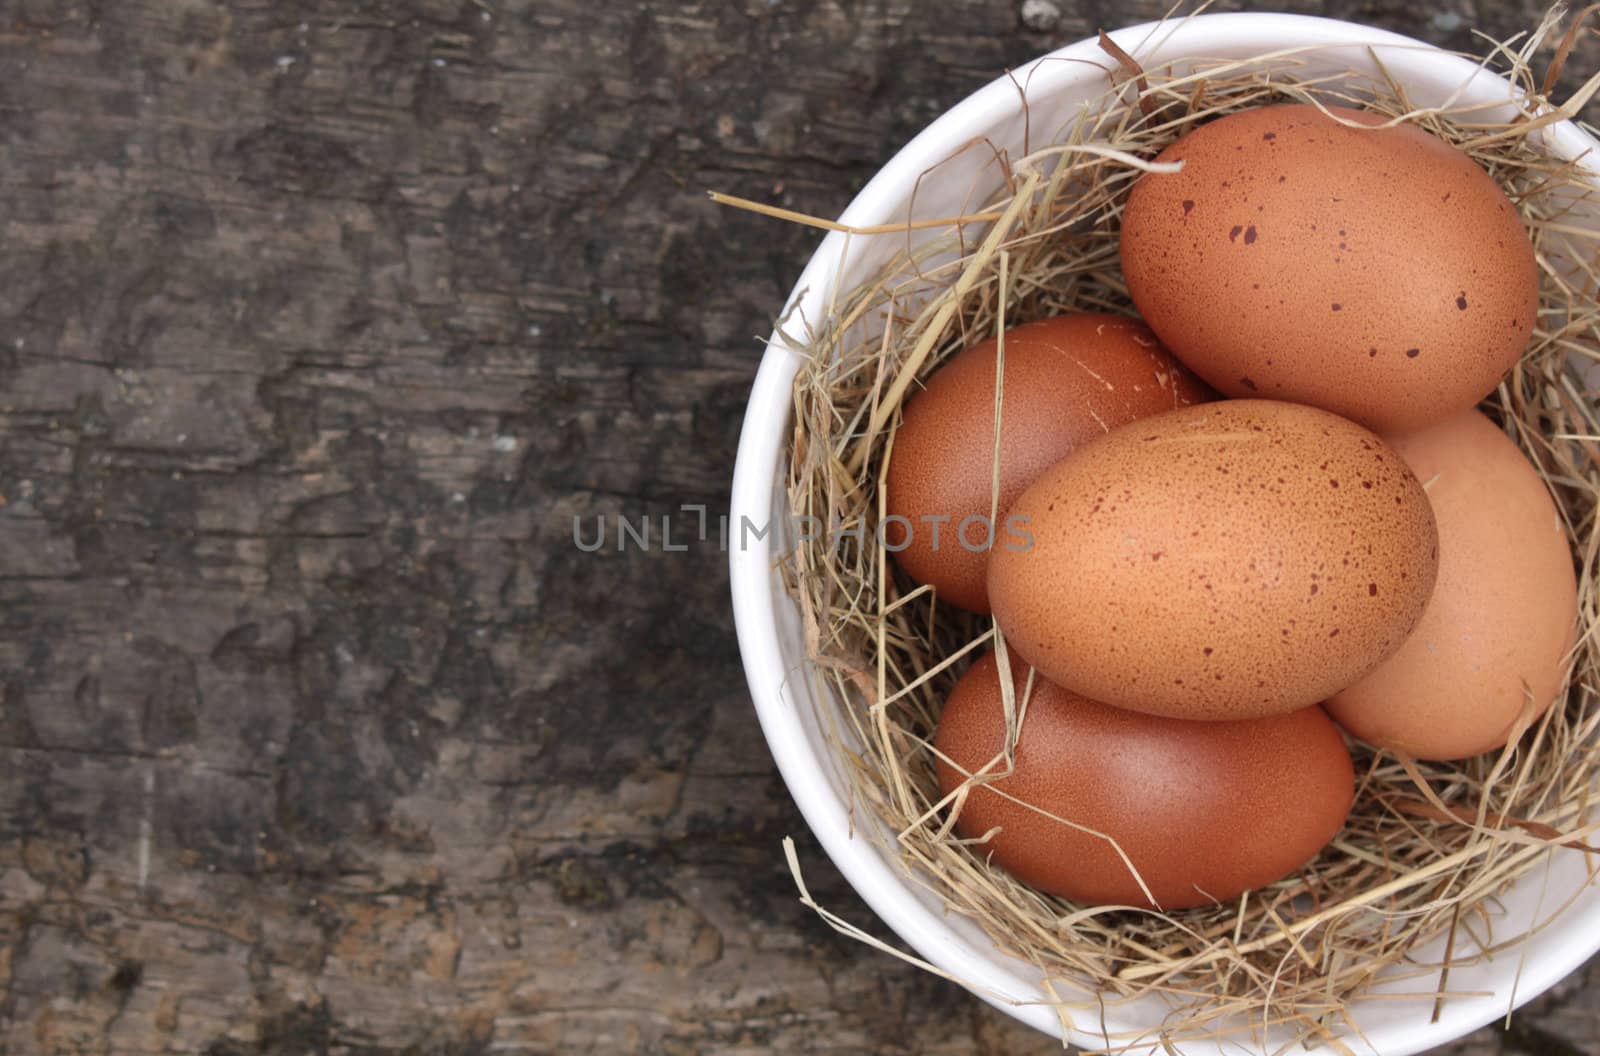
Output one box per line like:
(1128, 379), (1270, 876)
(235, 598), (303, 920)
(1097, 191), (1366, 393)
(729, 13), (1600, 1054)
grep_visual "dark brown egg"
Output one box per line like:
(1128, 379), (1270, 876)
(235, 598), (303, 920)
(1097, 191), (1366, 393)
(885, 313), (1210, 613)
(987, 400), (1439, 720)
(934, 651), (1354, 909)
(1119, 104), (1539, 433)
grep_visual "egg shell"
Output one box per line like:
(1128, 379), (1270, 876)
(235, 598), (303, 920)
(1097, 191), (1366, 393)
(987, 399), (1439, 720)
(934, 650), (1354, 909)
(884, 313), (1210, 613)
(1326, 410), (1578, 760)
(1119, 103), (1539, 433)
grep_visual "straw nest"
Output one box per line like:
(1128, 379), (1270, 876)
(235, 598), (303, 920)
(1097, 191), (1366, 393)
(733, 8), (1600, 1051)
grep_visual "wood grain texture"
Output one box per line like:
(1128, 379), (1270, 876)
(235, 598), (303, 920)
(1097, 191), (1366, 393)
(0, 1), (1596, 1053)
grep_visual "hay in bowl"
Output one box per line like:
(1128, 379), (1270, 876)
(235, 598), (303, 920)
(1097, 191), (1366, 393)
(724, 9), (1600, 1053)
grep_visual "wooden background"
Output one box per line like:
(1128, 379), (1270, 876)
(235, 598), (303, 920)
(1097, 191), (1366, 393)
(1, 1), (1597, 1052)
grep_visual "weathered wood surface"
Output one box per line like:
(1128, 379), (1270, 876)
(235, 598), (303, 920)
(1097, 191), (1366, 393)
(0, 1), (1596, 1053)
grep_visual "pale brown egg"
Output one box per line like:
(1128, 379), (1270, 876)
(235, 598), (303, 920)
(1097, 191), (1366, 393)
(934, 651), (1354, 909)
(884, 313), (1210, 613)
(1120, 104), (1539, 433)
(987, 400), (1439, 720)
(1326, 410), (1578, 760)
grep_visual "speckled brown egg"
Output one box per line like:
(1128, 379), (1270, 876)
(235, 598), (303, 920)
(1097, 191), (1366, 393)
(1119, 104), (1539, 433)
(935, 650), (1354, 909)
(1327, 410), (1578, 760)
(884, 313), (1210, 613)
(987, 400), (1439, 720)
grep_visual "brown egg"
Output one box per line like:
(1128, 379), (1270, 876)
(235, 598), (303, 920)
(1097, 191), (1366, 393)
(1326, 411), (1577, 760)
(935, 651), (1354, 909)
(884, 313), (1210, 613)
(987, 400), (1439, 720)
(1120, 104), (1539, 433)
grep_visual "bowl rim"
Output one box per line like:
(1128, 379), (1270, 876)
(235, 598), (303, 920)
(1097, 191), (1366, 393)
(728, 11), (1600, 1053)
